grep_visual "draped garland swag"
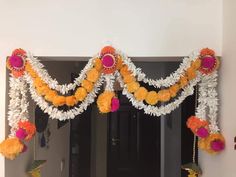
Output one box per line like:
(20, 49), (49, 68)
(0, 46), (225, 166)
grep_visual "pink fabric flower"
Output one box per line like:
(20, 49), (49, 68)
(211, 140), (225, 151)
(9, 55), (24, 68)
(102, 54), (115, 68)
(16, 128), (27, 140)
(201, 56), (216, 70)
(111, 97), (120, 112)
(196, 127), (209, 138)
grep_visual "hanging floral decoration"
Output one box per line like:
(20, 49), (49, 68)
(0, 46), (224, 160)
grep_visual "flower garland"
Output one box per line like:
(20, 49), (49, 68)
(1, 46), (224, 160)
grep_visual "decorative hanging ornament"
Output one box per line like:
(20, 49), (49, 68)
(6, 48), (27, 78)
(97, 91), (120, 113)
(199, 48), (219, 74)
(182, 163), (202, 177)
(100, 46), (118, 74)
(2, 46), (224, 163)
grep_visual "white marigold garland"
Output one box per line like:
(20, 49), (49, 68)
(24, 73), (104, 120)
(118, 50), (199, 88)
(26, 52), (98, 94)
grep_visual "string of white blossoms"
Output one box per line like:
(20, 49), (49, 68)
(195, 71), (219, 133)
(8, 76), (29, 137)
(118, 50), (200, 88)
(26, 52), (98, 94)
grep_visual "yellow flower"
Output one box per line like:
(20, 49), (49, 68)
(52, 96), (66, 107)
(123, 74), (135, 84)
(36, 85), (50, 96)
(191, 58), (201, 70)
(97, 91), (115, 113)
(0, 138), (24, 160)
(94, 58), (103, 71)
(75, 87), (87, 102)
(87, 68), (100, 83)
(81, 80), (94, 92)
(134, 87), (148, 101)
(126, 81), (140, 93)
(169, 84), (180, 97)
(120, 65), (131, 76)
(187, 67), (197, 81)
(145, 91), (158, 105)
(44, 90), (57, 102)
(157, 89), (171, 102)
(66, 96), (77, 107)
(116, 55), (123, 70)
(33, 77), (45, 88)
(179, 75), (188, 88)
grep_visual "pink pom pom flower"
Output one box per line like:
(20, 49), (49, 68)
(9, 55), (24, 69)
(211, 140), (225, 152)
(16, 128), (28, 140)
(111, 97), (120, 112)
(196, 127), (209, 138)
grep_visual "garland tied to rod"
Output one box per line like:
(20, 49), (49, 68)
(0, 46), (224, 161)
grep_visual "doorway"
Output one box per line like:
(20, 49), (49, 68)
(68, 61), (197, 177)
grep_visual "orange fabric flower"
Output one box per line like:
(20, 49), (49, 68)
(116, 55), (123, 70)
(134, 87), (148, 101)
(52, 96), (66, 107)
(123, 74), (135, 84)
(44, 90), (57, 102)
(187, 67), (197, 81)
(120, 65), (131, 76)
(179, 75), (188, 88)
(145, 91), (158, 105)
(200, 48), (215, 57)
(12, 48), (27, 56)
(87, 68), (100, 83)
(18, 121), (36, 141)
(66, 96), (77, 107)
(12, 70), (24, 78)
(97, 91), (115, 113)
(169, 84), (180, 98)
(0, 138), (24, 160)
(126, 81), (140, 93)
(191, 59), (201, 70)
(75, 87), (87, 102)
(81, 80), (94, 92)
(101, 46), (116, 56)
(157, 90), (171, 102)
(94, 58), (103, 71)
(186, 116), (208, 133)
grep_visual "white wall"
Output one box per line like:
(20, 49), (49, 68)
(0, 0), (223, 177)
(199, 1), (236, 177)
(0, 0), (222, 57)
